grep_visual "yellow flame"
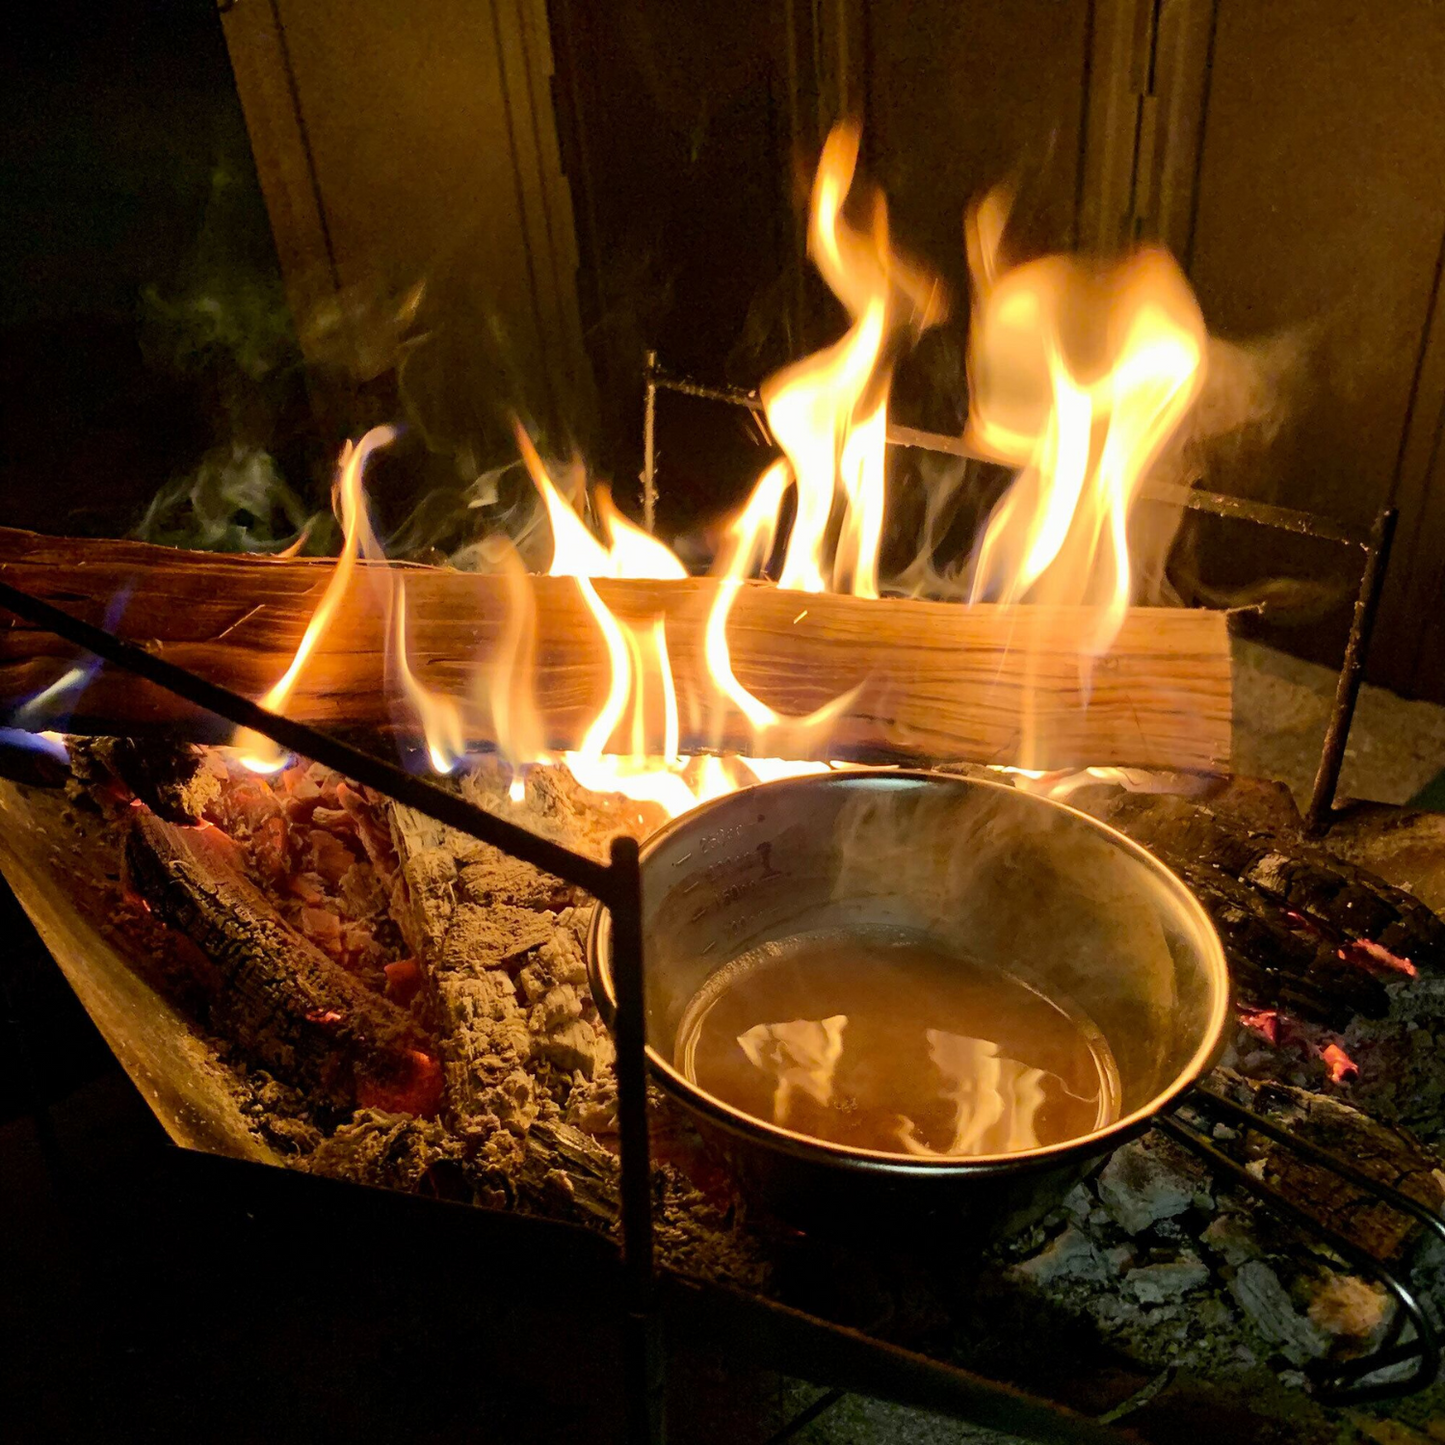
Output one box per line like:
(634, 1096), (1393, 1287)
(393, 577), (466, 773)
(233, 130), (1214, 830)
(964, 205), (1206, 657)
(596, 487), (687, 581)
(703, 461), (862, 744)
(486, 537), (550, 788)
(763, 122), (945, 597)
(507, 422), (844, 816)
(236, 426), (396, 771)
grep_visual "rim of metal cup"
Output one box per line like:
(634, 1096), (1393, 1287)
(588, 770), (1231, 1179)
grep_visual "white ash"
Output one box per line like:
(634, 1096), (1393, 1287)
(997, 1088), (1436, 1393)
(1096, 1136), (1211, 1234)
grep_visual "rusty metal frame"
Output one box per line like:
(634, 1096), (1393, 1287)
(640, 355), (1400, 836)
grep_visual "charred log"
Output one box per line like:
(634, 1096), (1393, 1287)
(1216, 1073), (1445, 1263)
(1098, 793), (1445, 980)
(1170, 860), (1388, 1027)
(125, 810), (441, 1113)
(74, 735), (222, 824)
(1059, 788), (1445, 1032)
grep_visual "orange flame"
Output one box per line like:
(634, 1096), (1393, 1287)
(235, 125), (1216, 832)
(236, 426), (396, 771)
(964, 194), (1206, 656)
(394, 577), (467, 773)
(763, 122), (945, 597)
(486, 537), (550, 798)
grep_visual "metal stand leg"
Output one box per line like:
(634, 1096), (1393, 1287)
(609, 835), (664, 1442)
(642, 351), (658, 536)
(1305, 507), (1398, 835)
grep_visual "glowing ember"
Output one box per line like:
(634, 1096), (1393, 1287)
(1321, 1042), (1359, 1084)
(1238, 1008), (1281, 1046)
(1339, 939), (1418, 978)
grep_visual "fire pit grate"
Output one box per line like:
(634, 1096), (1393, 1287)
(3, 566), (1443, 1441)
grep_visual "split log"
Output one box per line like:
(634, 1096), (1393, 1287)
(125, 810), (441, 1112)
(0, 527), (1232, 771)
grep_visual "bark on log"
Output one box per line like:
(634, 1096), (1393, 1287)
(0, 527), (1232, 771)
(125, 810), (438, 1111)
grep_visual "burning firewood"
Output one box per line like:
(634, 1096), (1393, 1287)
(125, 810), (442, 1114)
(0, 527), (1232, 771)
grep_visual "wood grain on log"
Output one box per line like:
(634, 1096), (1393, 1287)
(0, 527), (1232, 771)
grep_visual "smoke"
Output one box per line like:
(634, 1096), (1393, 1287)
(826, 778), (1185, 1112)
(133, 444), (323, 554)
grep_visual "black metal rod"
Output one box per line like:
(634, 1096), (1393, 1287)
(647, 360), (1371, 544)
(608, 834), (663, 1443)
(661, 1276), (1133, 1444)
(1186, 1084), (1445, 1248)
(1141, 480), (1368, 547)
(0, 578), (619, 904)
(650, 370), (979, 462)
(763, 1388), (845, 1444)
(642, 350), (659, 535)
(1156, 1111), (1438, 1403)
(650, 370), (765, 412)
(1305, 506), (1399, 835)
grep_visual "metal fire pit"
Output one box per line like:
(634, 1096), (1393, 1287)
(588, 770), (1230, 1237)
(3, 583), (1443, 1433)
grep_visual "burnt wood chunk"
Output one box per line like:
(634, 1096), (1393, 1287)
(108, 736), (222, 823)
(1171, 860), (1387, 1026)
(125, 810), (434, 1110)
(1230, 1077), (1445, 1263)
(1100, 794), (1445, 976)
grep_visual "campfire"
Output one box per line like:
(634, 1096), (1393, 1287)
(4, 121), (1445, 1442)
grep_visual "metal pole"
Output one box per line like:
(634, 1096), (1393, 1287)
(642, 350), (658, 535)
(1305, 506), (1398, 835)
(609, 834), (663, 1442)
